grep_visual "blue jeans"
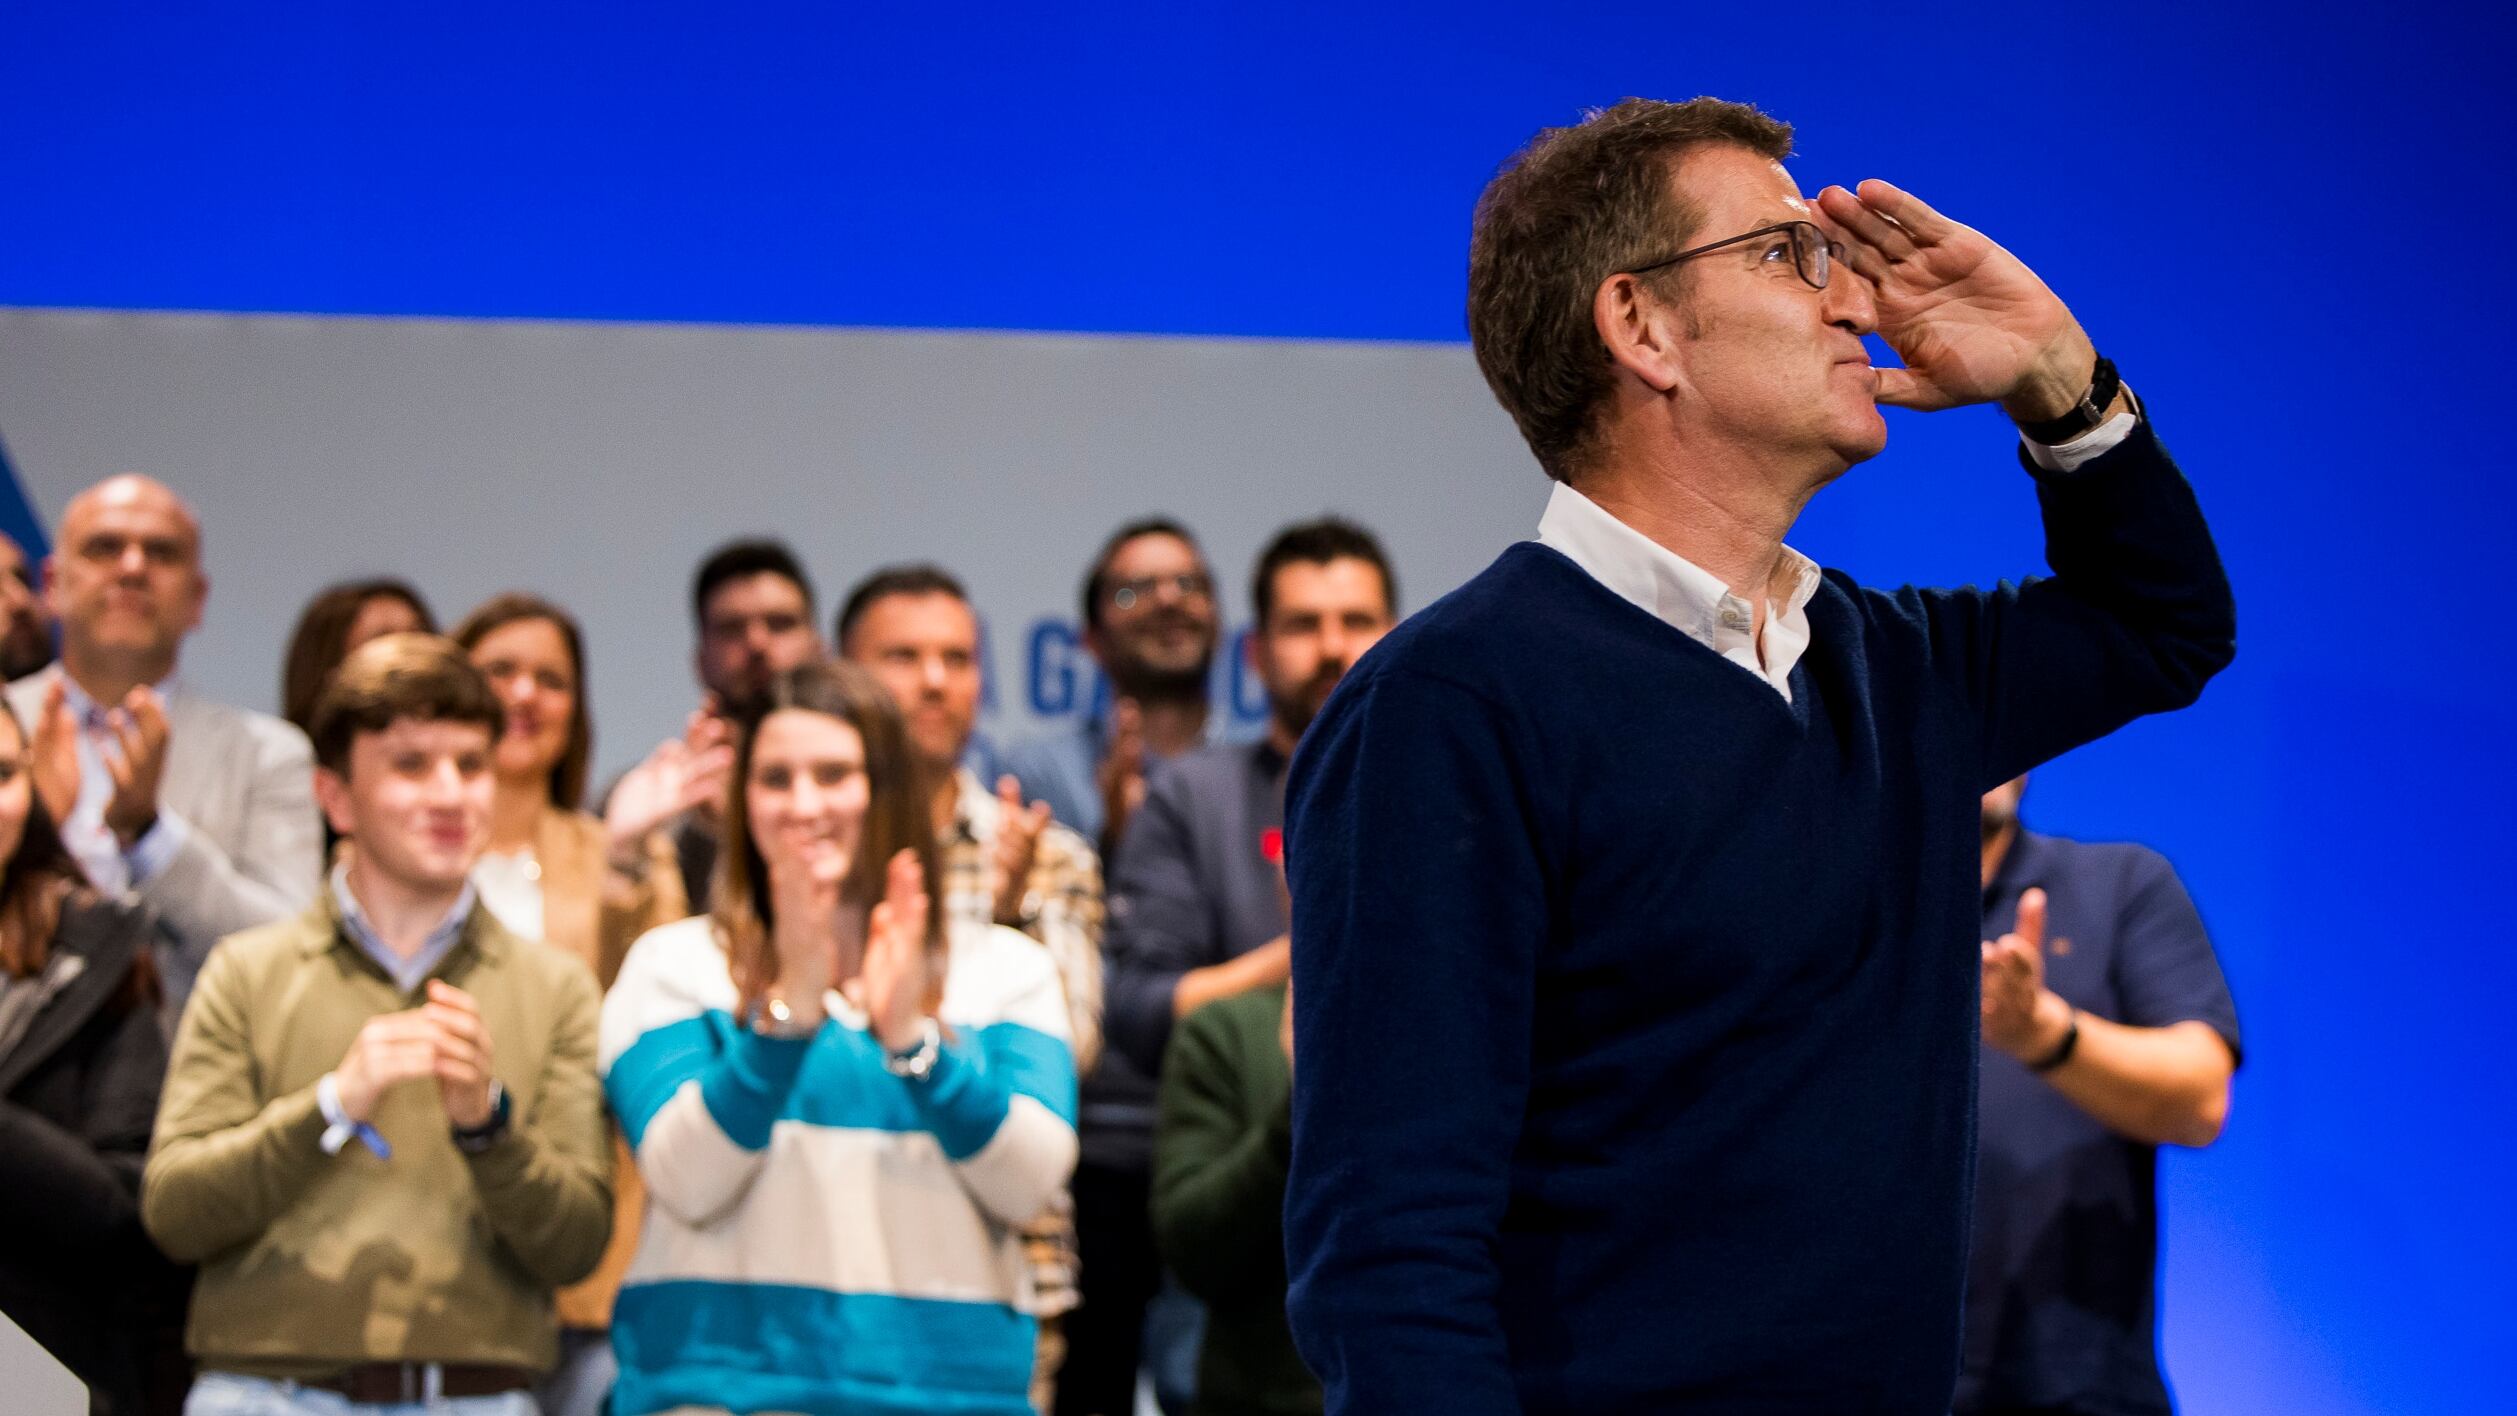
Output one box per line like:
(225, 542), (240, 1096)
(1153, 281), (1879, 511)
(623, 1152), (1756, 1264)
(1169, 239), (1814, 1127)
(185, 1371), (539, 1416)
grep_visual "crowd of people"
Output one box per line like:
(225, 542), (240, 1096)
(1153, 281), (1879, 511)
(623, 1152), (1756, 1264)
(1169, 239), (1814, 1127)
(0, 95), (2244, 1416)
(0, 472), (1411, 1416)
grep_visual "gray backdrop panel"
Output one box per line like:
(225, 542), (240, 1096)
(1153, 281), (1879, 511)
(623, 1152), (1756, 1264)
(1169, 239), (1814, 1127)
(0, 309), (1539, 786)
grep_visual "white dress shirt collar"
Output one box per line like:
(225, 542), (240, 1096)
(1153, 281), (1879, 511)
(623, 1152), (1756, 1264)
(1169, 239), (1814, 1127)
(1535, 480), (1822, 701)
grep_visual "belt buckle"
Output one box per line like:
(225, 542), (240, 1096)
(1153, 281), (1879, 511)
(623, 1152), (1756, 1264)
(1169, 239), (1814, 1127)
(393, 1362), (442, 1404)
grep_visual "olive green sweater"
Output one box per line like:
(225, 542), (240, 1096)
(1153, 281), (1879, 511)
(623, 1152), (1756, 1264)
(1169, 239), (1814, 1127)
(1151, 985), (1319, 1416)
(141, 896), (611, 1377)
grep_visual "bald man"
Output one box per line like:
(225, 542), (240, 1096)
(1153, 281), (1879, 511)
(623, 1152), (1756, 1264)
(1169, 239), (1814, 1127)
(8, 475), (321, 1020)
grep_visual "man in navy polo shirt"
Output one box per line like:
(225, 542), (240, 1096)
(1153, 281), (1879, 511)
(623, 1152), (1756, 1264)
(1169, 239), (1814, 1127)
(1964, 775), (2240, 1415)
(1282, 97), (2235, 1414)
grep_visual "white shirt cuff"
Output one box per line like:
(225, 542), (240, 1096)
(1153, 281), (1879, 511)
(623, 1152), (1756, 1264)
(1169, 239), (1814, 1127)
(121, 810), (189, 886)
(316, 1072), (355, 1156)
(2021, 406), (2138, 475)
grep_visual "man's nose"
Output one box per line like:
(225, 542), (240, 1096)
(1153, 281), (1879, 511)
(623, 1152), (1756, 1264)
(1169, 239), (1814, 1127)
(116, 544), (152, 578)
(1823, 266), (1879, 337)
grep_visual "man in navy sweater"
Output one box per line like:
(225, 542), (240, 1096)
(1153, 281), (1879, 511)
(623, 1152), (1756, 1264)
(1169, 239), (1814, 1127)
(1281, 98), (2235, 1414)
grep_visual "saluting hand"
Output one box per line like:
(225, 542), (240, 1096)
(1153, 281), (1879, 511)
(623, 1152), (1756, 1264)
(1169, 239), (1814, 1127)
(1813, 180), (2096, 422)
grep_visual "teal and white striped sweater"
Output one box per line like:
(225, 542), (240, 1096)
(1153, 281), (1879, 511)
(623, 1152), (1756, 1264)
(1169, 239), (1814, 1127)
(599, 913), (1077, 1415)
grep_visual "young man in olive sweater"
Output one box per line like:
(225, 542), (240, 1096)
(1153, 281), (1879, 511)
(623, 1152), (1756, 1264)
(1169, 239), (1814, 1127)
(143, 634), (611, 1411)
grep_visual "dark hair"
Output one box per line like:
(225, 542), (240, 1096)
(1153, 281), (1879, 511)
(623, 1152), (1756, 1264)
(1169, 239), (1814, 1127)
(692, 538), (816, 629)
(1468, 97), (1795, 481)
(1081, 517), (1204, 631)
(712, 661), (946, 1011)
(1251, 517), (1399, 628)
(449, 592), (595, 811)
(0, 706), (93, 981)
(835, 563), (971, 651)
(280, 579), (437, 739)
(308, 633), (504, 778)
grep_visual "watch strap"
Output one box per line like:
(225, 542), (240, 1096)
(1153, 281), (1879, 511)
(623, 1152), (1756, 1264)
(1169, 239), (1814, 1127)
(2017, 355), (2121, 446)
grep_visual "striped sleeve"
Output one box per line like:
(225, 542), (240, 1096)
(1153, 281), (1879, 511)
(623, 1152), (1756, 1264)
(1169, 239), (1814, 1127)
(926, 925), (1079, 1227)
(600, 918), (810, 1227)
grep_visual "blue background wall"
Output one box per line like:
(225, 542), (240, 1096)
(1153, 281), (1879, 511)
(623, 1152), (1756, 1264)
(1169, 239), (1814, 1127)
(5, 3), (2505, 1408)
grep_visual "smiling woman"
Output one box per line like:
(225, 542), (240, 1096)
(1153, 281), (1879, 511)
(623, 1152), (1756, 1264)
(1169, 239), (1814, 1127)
(596, 660), (1078, 1416)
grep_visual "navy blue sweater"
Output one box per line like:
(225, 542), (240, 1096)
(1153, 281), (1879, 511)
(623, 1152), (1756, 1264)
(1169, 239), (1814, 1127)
(1281, 420), (2233, 1415)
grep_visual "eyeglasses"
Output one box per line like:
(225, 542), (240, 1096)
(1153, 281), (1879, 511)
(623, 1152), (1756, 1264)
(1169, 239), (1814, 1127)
(1108, 572), (1213, 611)
(1621, 220), (1845, 291)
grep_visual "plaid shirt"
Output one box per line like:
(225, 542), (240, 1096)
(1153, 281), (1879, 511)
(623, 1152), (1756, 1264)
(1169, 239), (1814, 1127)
(941, 768), (1105, 1319)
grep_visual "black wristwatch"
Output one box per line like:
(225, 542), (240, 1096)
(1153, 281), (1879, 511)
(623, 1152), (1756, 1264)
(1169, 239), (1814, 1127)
(2015, 355), (2122, 446)
(2027, 1012), (2082, 1074)
(451, 1080), (512, 1154)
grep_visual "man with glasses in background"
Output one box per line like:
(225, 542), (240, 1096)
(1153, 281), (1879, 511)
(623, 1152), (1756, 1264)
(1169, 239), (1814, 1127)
(1280, 98), (2235, 1414)
(1005, 517), (1230, 1416)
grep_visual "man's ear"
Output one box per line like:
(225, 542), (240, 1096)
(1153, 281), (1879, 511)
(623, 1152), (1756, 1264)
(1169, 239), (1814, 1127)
(1594, 272), (1686, 395)
(313, 764), (356, 840)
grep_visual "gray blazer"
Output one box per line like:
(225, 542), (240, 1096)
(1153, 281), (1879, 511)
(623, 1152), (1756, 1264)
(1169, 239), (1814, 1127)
(7, 665), (323, 1018)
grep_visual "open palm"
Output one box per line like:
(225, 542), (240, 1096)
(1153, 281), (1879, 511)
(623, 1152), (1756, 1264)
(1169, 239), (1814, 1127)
(1815, 179), (2086, 413)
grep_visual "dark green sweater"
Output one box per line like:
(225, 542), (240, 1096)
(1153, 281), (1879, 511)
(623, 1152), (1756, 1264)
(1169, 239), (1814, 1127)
(1151, 984), (1318, 1416)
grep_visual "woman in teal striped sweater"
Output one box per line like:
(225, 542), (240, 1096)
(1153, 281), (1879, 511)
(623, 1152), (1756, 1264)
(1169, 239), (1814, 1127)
(600, 662), (1078, 1415)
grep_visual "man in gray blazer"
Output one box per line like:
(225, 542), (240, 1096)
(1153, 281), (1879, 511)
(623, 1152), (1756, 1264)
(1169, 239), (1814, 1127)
(8, 474), (321, 1020)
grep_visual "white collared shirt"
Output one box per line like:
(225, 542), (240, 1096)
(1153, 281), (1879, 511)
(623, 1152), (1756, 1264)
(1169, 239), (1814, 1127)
(1537, 483), (1823, 700)
(1535, 422), (2140, 700)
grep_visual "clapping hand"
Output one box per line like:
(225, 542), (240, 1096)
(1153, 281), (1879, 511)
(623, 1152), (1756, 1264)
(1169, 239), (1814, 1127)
(1813, 180), (2097, 422)
(853, 849), (934, 1053)
(101, 688), (172, 846)
(989, 775), (1052, 926)
(1981, 887), (2072, 1062)
(30, 678), (80, 829)
(1096, 698), (1148, 855)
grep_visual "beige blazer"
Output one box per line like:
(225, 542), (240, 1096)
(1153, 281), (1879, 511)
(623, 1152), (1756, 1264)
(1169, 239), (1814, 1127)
(534, 805), (686, 1330)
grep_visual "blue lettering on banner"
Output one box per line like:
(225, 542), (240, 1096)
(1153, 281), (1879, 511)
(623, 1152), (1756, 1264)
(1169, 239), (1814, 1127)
(1027, 618), (1082, 716)
(1021, 616), (1267, 726)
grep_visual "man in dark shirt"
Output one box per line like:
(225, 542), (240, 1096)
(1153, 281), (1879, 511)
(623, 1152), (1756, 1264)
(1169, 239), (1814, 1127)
(602, 539), (823, 909)
(1283, 98), (2234, 1414)
(1106, 517), (1397, 1078)
(1964, 775), (2239, 1415)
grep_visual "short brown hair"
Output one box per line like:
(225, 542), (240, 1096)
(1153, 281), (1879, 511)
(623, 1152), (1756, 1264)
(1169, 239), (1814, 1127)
(308, 633), (504, 777)
(713, 661), (946, 1011)
(1467, 97), (1794, 481)
(450, 592), (595, 810)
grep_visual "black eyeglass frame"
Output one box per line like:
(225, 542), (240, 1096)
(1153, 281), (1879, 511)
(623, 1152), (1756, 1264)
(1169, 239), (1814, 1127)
(1620, 220), (1845, 291)
(1107, 572), (1215, 611)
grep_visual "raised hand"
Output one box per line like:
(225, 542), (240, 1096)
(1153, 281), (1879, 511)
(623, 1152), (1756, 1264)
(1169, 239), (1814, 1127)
(333, 1009), (444, 1123)
(101, 688), (172, 846)
(1097, 697), (1148, 855)
(423, 980), (499, 1129)
(989, 775), (1053, 925)
(1981, 887), (2071, 1061)
(606, 710), (736, 851)
(30, 677), (80, 829)
(857, 849), (934, 1053)
(1813, 180), (2094, 419)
